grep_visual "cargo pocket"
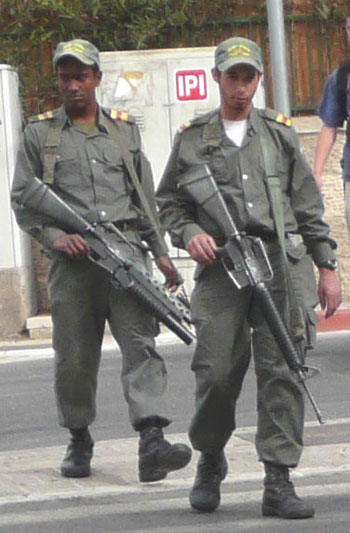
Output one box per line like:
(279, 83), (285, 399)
(305, 306), (319, 350)
(286, 238), (318, 309)
(285, 236), (319, 348)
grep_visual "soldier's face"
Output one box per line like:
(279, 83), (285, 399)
(56, 57), (102, 116)
(212, 64), (261, 120)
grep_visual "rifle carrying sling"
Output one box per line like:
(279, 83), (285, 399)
(42, 111), (168, 252)
(256, 115), (311, 344)
(108, 122), (168, 251)
(43, 119), (62, 185)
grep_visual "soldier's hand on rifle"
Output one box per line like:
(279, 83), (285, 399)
(155, 254), (182, 292)
(187, 232), (217, 265)
(53, 234), (89, 260)
(318, 268), (342, 319)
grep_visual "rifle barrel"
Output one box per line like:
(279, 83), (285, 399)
(298, 370), (325, 424)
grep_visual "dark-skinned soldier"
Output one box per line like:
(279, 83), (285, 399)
(11, 39), (191, 482)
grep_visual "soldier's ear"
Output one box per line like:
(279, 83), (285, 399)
(95, 70), (103, 86)
(212, 67), (220, 83)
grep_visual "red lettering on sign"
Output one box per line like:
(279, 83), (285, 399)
(176, 70), (207, 101)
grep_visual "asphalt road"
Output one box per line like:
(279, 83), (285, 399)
(0, 341), (195, 452)
(1, 331), (350, 451)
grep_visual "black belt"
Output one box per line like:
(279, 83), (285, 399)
(113, 220), (137, 232)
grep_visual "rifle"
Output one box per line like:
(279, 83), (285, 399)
(18, 177), (195, 346)
(178, 164), (324, 424)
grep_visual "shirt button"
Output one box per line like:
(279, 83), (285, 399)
(247, 202), (253, 208)
(100, 210), (106, 217)
(242, 174), (248, 180)
(91, 158), (96, 164)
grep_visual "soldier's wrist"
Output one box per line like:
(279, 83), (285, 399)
(318, 259), (338, 271)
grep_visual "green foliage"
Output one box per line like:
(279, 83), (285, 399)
(316, 0), (349, 21)
(0, 0), (348, 113)
(0, 0), (239, 55)
(0, 0), (245, 113)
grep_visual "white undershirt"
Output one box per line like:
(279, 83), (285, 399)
(223, 119), (248, 147)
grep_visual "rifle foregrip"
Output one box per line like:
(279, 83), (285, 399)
(120, 276), (195, 345)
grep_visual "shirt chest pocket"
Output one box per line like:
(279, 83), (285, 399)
(100, 146), (124, 172)
(96, 145), (138, 196)
(53, 147), (82, 186)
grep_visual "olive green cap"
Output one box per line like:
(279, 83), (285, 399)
(53, 39), (100, 69)
(215, 37), (263, 73)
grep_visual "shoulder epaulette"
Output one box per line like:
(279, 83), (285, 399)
(178, 120), (192, 133)
(262, 108), (292, 127)
(177, 110), (216, 134)
(107, 108), (135, 123)
(28, 110), (56, 123)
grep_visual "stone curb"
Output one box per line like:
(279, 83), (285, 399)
(316, 309), (350, 332)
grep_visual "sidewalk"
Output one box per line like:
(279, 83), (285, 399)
(1, 420), (350, 507)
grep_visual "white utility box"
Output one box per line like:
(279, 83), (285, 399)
(98, 47), (265, 291)
(99, 46), (265, 185)
(0, 65), (36, 336)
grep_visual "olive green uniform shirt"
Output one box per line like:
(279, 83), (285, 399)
(157, 107), (336, 266)
(11, 105), (167, 259)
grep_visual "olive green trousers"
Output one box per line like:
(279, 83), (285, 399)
(189, 242), (305, 467)
(48, 255), (170, 431)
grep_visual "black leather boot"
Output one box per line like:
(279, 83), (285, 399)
(138, 425), (192, 482)
(61, 427), (94, 478)
(262, 463), (315, 519)
(189, 452), (228, 513)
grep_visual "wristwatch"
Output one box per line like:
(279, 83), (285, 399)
(318, 259), (338, 271)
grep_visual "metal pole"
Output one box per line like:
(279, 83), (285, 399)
(266, 0), (291, 116)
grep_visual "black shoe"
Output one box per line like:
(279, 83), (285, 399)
(262, 463), (315, 519)
(189, 452), (228, 513)
(61, 428), (94, 478)
(138, 426), (192, 482)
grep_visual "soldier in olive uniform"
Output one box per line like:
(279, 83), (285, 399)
(157, 37), (342, 517)
(11, 39), (191, 482)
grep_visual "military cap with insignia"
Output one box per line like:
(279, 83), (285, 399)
(215, 36), (263, 73)
(53, 39), (100, 69)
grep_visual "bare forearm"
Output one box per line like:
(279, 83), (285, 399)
(313, 125), (338, 187)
